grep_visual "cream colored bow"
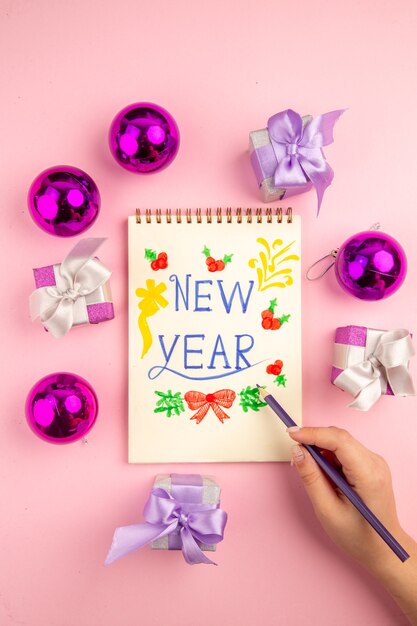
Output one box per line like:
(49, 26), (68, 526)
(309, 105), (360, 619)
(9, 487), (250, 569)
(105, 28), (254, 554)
(30, 238), (111, 338)
(334, 329), (415, 411)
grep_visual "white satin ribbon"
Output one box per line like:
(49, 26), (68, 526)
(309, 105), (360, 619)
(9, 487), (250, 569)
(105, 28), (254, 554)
(333, 329), (415, 411)
(30, 238), (111, 338)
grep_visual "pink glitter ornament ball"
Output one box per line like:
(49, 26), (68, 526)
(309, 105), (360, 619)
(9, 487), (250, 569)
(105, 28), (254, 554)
(28, 166), (100, 237)
(109, 102), (180, 173)
(25, 372), (98, 444)
(334, 231), (407, 300)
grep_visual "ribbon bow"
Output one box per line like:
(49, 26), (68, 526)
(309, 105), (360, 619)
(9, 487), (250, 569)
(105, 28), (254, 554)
(135, 279), (169, 358)
(30, 238), (111, 338)
(184, 390), (236, 423)
(334, 329), (415, 411)
(267, 108), (345, 213)
(105, 487), (227, 566)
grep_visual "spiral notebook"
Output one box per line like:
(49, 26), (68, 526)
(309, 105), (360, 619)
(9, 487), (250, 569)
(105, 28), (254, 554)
(128, 208), (302, 463)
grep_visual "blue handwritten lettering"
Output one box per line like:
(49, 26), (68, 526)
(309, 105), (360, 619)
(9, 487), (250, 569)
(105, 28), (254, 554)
(217, 280), (254, 314)
(184, 334), (205, 369)
(158, 334), (180, 365)
(169, 274), (191, 311)
(207, 334), (231, 369)
(194, 280), (213, 312)
(148, 359), (267, 381)
(235, 334), (255, 368)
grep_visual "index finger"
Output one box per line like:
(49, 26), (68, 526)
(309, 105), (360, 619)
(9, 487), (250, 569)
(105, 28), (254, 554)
(287, 426), (375, 476)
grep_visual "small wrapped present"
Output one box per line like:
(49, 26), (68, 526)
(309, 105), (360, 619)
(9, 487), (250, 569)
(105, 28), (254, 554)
(30, 238), (114, 338)
(249, 108), (345, 211)
(331, 325), (415, 410)
(105, 473), (227, 566)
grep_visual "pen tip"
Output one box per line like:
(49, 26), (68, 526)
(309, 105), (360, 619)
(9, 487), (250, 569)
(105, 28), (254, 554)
(256, 383), (261, 388)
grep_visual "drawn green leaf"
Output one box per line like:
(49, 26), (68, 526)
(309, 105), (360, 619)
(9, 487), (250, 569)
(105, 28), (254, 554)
(153, 390), (185, 417)
(238, 386), (267, 412)
(268, 298), (277, 313)
(274, 374), (287, 388)
(145, 248), (157, 262)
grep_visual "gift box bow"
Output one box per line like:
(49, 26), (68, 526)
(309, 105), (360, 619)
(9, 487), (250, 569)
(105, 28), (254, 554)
(333, 328), (415, 411)
(267, 108), (345, 212)
(30, 238), (111, 338)
(105, 486), (227, 566)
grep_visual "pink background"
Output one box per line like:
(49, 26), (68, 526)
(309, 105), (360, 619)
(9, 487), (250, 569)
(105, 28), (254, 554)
(1, 1), (417, 624)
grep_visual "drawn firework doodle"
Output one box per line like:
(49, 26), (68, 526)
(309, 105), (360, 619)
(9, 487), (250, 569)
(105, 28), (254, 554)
(248, 237), (300, 291)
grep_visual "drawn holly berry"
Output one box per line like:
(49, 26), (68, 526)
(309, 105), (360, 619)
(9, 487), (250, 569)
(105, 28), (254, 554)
(266, 360), (287, 387)
(145, 248), (168, 271)
(262, 317), (272, 329)
(202, 245), (233, 272)
(266, 359), (283, 376)
(261, 298), (290, 330)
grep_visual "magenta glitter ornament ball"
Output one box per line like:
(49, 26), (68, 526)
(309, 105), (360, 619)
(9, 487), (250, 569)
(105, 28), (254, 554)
(25, 372), (98, 444)
(334, 230), (407, 300)
(28, 166), (100, 237)
(109, 102), (180, 173)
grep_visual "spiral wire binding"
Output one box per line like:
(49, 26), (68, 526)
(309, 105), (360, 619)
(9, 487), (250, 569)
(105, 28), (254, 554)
(136, 207), (293, 224)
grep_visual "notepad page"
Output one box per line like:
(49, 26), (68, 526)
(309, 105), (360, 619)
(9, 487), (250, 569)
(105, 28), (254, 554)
(128, 214), (302, 463)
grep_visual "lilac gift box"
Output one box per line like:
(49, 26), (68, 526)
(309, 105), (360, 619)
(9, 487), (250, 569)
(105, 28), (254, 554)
(249, 115), (313, 203)
(151, 474), (221, 553)
(33, 258), (114, 328)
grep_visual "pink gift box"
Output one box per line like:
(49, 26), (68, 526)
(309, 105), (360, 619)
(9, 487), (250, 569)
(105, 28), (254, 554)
(33, 258), (114, 328)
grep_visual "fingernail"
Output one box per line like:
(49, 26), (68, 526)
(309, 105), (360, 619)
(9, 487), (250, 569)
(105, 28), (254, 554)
(287, 426), (300, 432)
(291, 445), (305, 465)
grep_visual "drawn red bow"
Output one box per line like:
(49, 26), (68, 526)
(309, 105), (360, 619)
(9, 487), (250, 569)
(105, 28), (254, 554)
(183, 389), (236, 424)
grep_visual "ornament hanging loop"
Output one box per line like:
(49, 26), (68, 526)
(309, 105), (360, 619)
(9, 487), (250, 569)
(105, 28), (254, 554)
(369, 222), (381, 231)
(306, 249), (339, 281)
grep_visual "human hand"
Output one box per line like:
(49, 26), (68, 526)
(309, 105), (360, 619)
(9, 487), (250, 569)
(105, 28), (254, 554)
(287, 426), (404, 573)
(288, 426), (417, 624)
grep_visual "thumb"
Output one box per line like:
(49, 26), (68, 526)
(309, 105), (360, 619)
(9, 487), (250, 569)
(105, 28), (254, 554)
(291, 445), (340, 517)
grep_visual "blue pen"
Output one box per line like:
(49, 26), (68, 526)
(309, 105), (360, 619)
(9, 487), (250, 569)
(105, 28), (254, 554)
(257, 385), (409, 562)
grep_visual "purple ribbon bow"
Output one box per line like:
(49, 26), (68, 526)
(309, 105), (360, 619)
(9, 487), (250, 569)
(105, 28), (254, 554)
(267, 108), (345, 213)
(105, 481), (227, 566)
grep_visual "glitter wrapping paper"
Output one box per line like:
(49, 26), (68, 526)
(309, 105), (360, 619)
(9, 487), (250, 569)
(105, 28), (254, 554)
(331, 325), (415, 399)
(33, 258), (114, 329)
(249, 115), (313, 202)
(332, 325), (393, 395)
(151, 474), (221, 552)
